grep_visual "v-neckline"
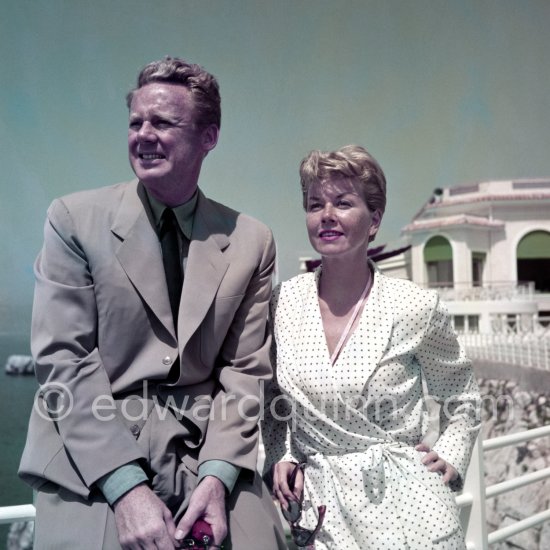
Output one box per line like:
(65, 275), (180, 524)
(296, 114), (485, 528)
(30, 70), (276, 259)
(313, 269), (371, 367)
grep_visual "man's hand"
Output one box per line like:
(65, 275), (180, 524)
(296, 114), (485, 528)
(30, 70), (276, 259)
(175, 476), (227, 548)
(113, 483), (176, 549)
(415, 443), (459, 485)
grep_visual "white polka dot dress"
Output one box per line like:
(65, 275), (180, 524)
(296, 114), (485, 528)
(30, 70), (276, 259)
(262, 262), (480, 549)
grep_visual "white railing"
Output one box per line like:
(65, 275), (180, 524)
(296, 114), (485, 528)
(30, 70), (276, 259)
(460, 333), (550, 370)
(0, 504), (35, 525)
(457, 437), (488, 548)
(427, 281), (535, 302)
(457, 424), (550, 549)
(2, 426), (550, 548)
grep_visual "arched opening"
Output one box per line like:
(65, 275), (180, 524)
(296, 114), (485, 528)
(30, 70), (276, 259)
(424, 235), (453, 287)
(517, 230), (550, 292)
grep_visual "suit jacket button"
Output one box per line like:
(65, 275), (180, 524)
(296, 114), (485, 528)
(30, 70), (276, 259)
(162, 356), (172, 365)
(130, 424), (140, 437)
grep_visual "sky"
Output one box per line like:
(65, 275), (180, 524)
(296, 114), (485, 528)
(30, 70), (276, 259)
(1, 0), (550, 333)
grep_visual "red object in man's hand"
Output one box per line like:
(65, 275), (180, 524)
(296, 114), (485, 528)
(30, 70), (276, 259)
(190, 519), (214, 546)
(180, 519), (221, 548)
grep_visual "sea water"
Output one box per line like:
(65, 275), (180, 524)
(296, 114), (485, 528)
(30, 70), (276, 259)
(0, 334), (36, 545)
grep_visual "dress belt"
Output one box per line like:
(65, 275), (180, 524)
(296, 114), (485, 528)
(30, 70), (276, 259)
(310, 441), (462, 546)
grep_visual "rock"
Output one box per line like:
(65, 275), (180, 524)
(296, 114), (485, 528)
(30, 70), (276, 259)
(4, 355), (34, 375)
(516, 390), (533, 408)
(7, 521), (33, 550)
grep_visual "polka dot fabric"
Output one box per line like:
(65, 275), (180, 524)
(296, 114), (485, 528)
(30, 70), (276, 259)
(262, 262), (480, 549)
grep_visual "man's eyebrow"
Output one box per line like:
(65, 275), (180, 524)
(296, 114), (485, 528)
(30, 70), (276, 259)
(307, 191), (355, 201)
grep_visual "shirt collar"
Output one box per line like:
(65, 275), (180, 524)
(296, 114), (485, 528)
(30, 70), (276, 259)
(145, 188), (198, 239)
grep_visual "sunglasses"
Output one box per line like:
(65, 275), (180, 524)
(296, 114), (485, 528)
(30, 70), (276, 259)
(281, 463), (326, 549)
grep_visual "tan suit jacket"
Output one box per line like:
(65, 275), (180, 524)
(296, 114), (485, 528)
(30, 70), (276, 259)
(19, 179), (276, 499)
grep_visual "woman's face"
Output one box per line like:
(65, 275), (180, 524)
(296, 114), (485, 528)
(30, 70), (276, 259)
(305, 177), (381, 260)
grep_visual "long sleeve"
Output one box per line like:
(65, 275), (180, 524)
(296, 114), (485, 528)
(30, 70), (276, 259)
(31, 199), (146, 488)
(96, 461), (149, 505)
(197, 460), (240, 493)
(197, 224), (277, 474)
(415, 295), (481, 487)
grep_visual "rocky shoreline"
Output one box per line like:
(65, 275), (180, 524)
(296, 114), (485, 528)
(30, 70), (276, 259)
(4, 355), (34, 376)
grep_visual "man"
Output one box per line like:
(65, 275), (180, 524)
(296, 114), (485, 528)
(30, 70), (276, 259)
(19, 57), (285, 549)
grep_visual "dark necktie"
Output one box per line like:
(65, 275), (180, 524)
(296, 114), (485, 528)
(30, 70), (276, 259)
(160, 208), (183, 331)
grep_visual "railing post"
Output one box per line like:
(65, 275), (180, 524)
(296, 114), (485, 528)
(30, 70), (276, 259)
(460, 435), (489, 549)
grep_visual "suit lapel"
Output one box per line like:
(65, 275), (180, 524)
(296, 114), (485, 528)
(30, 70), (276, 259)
(111, 181), (175, 335)
(177, 191), (230, 350)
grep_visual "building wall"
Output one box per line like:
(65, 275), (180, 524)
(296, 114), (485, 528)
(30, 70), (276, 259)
(398, 180), (550, 331)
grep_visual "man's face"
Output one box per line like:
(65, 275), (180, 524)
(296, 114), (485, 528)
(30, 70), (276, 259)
(128, 82), (218, 205)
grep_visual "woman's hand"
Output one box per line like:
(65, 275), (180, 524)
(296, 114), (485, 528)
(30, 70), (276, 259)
(272, 461), (304, 511)
(415, 443), (458, 485)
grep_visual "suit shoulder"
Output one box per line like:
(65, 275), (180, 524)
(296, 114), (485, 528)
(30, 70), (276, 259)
(207, 197), (270, 230)
(50, 181), (135, 216)
(236, 210), (272, 236)
(201, 196), (273, 251)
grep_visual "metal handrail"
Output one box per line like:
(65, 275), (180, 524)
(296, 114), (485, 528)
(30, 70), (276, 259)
(488, 509), (550, 545)
(0, 504), (35, 525)
(455, 492), (474, 507)
(486, 466), (550, 499)
(483, 424), (550, 451)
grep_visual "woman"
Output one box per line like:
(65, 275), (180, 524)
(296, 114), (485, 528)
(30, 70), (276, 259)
(262, 145), (480, 549)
